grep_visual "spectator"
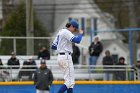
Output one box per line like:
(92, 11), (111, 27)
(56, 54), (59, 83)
(72, 43), (80, 65)
(134, 61), (140, 69)
(34, 60), (53, 93)
(0, 58), (4, 81)
(38, 46), (50, 60)
(88, 36), (103, 69)
(0, 58), (3, 69)
(114, 57), (126, 80)
(7, 52), (20, 69)
(102, 50), (114, 80)
(18, 57), (37, 81)
(132, 61), (140, 80)
(0, 58), (10, 81)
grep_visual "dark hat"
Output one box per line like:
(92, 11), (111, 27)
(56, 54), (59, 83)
(40, 60), (46, 64)
(69, 19), (79, 29)
(119, 57), (125, 61)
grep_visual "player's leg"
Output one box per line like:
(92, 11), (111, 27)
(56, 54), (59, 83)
(57, 55), (68, 93)
(57, 55), (75, 93)
(64, 55), (75, 87)
(66, 55), (74, 93)
(58, 67), (74, 93)
(57, 84), (68, 93)
(67, 88), (73, 93)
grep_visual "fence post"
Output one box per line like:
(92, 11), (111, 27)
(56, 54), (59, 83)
(13, 38), (16, 54)
(129, 30), (133, 80)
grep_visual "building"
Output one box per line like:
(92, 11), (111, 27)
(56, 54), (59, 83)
(1, 0), (130, 64)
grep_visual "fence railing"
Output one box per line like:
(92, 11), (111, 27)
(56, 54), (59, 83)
(0, 65), (138, 82)
(0, 36), (54, 55)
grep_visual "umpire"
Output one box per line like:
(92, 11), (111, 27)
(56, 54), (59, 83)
(33, 60), (53, 93)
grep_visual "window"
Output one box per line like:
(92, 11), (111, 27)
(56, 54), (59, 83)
(68, 17), (96, 35)
(86, 18), (91, 35)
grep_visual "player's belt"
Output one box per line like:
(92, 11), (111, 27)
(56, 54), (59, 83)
(59, 52), (71, 55)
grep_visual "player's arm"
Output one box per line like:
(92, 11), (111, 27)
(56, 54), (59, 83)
(71, 30), (84, 43)
(51, 43), (57, 50)
(65, 29), (83, 44)
(51, 35), (59, 50)
(70, 34), (82, 44)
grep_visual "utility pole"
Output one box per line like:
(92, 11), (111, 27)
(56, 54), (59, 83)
(26, 0), (34, 55)
(127, 0), (138, 65)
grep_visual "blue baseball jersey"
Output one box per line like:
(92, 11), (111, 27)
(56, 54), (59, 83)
(51, 29), (82, 53)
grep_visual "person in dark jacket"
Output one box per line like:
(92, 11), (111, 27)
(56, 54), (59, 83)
(7, 52), (20, 69)
(18, 57), (37, 81)
(88, 36), (103, 70)
(38, 46), (50, 60)
(72, 43), (80, 65)
(34, 60), (53, 93)
(102, 50), (114, 80)
(134, 61), (140, 69)
(114, 57), (126, 80)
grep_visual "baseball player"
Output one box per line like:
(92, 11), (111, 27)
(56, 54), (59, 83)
(51, 19), (83, 93)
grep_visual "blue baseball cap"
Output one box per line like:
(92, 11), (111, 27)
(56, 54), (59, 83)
(69, 19), (79, 29)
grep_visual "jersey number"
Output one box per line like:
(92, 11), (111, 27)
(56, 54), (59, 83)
(56, 35), (59, 45)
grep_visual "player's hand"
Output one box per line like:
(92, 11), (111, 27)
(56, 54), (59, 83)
(79, 29), (84, 35)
